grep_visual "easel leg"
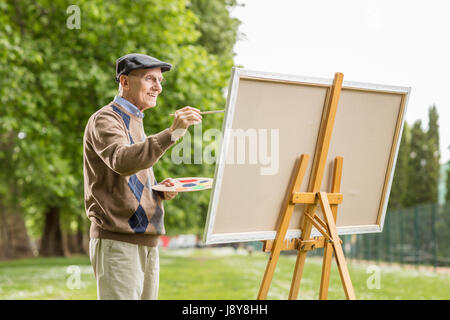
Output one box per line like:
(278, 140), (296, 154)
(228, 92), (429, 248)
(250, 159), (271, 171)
(257, 154), (309, 300)
(318, 192), (355, 300)
(319, 156), (343, 299)
(288, 219), (314, 300)
(319, 241), (334, 299)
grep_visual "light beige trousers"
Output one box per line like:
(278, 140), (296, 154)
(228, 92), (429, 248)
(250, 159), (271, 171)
(89, 238), (159, 300)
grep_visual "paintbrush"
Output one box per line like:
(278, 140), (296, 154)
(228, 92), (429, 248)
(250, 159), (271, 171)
(169, 110), (224, 116)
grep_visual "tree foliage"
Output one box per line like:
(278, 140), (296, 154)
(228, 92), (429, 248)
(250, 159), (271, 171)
(388, 123), (409, 210)
(423, 105), (441, 203)
(0, 0), (241, 255)
(447, 153), (450, 202)
(390, 105), (443, 209)
(404, 120), (429, 207)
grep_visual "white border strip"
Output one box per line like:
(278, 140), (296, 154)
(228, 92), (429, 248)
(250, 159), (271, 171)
(378, 86), (411, 232)
(203, 68), (241, 243)
(235, 67), (411, 93)
(237, 67), (333, 87)
(206, 225), (382, 245)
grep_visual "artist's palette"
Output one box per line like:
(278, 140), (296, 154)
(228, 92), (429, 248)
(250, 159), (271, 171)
(152, 177), (213, 192)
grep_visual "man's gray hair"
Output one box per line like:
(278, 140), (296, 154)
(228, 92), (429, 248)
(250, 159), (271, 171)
(118, 83), (123, 96)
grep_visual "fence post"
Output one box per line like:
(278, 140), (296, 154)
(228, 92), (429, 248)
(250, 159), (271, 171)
(386, 211), (391, 263)
(431, 203), (437, 269)
(400, 208), (404, 265)
(375, 232), (380, 263)
(388, 210), (392, 263)
(414, 206), (420, 268)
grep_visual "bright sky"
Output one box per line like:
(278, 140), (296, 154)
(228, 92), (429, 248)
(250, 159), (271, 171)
(231, 0), (450, 164)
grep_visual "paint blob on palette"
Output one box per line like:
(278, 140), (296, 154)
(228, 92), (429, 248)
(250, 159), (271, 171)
(152, 177), (213, 192)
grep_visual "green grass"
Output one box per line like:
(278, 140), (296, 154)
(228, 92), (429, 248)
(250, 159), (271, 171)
(0, 248), (448, 300)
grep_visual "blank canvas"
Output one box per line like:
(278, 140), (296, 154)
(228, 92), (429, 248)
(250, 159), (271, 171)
(204, 68), (410, 244)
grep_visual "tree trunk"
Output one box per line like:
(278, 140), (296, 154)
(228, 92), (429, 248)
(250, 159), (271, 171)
(77, 216), (88, 254)
(64, 216), (87, 255)
(0, 203), (34, 260)
(39, 206), (65, 257)
(0, 205), (10, 259)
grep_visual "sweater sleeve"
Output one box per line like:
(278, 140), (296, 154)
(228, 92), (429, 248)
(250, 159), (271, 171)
(90, 111), (175, 176)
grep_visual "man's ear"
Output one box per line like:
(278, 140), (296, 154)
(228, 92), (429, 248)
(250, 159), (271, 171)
(119, 75), (129, 90)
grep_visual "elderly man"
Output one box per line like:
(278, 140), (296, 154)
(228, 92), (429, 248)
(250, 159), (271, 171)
(83, 53), (201, 300)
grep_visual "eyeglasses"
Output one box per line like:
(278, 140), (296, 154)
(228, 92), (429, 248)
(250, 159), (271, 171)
(128, 74), (166, 86)
(144, 75), (166, 86)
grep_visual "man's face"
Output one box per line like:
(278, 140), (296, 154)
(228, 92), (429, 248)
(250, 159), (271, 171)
(121, 67), (163, 111)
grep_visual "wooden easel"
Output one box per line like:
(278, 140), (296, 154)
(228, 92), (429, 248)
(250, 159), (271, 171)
(257, 72), (356, 300)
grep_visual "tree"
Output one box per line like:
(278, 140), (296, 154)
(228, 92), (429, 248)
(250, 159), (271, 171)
(388, 106), (441, 209)
(388, 123), (410, 210)
(189, 0), (241, 62)
(447, 152), (450, 202)
(423, 105), (440, 203)
(0, 0), (241, 257)
(437, 150), (450, 264)
(404, 120), (429, 207)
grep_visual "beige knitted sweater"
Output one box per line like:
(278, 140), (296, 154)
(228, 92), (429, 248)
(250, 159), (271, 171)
(83, 101), (176, 246)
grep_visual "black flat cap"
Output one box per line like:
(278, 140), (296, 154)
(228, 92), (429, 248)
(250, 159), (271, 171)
(115, 53), (172, 82)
